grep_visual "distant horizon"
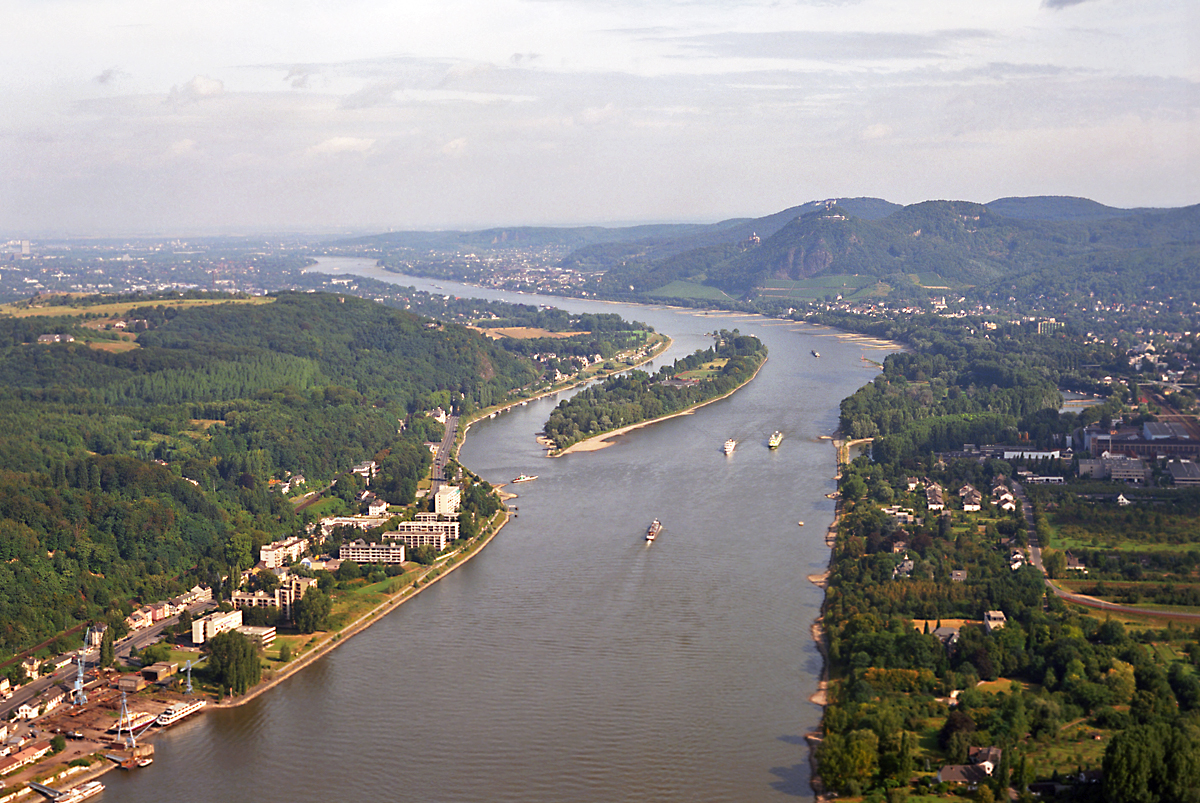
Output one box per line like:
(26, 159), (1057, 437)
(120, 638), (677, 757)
(9, 192), (1197, 242)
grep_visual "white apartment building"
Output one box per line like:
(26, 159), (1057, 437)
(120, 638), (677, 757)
(434, 485), (461, 516)
(340, 539), (407, 565)
(385, 513), (459, 551)
(192, 609), (244, 644)
(261, 537), (307, 569)
(231, 575), (318, 619)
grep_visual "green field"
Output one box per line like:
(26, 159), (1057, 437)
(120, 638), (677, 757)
(756, 274), (886, 301)
(643, 281), (735, 301)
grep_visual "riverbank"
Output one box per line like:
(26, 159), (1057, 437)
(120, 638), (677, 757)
(454, 333), (673, 457)
(806, 431), (852, 803)
(552, 354), (769, 456)
(211, 507), (510, 710)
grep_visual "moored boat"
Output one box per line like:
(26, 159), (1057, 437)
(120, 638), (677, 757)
(768, 431), (783, 448)
(108, 710), (156, 733)
(156, 699), (207, 726)
(724, 438), (736, 455)
(57, 781), (105, 803)
(646, 519), (662, 542)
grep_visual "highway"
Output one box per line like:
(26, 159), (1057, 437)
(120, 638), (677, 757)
(0, 602), (213, 721)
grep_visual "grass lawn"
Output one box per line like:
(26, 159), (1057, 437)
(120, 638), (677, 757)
(85, 339), (141, 353)
(1023, 725), (1110, 775)
(975, 677), (1038, 694)
(325, 588), (389, 631)
(644, 281), (735, 301)
(677, 359), (728, 380)
(303, 496), (348, 519)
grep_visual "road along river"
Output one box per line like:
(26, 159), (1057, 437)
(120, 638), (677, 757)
(105, 259), (897, 802)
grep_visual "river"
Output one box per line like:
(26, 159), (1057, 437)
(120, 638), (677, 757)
(103, 257), (897, 802)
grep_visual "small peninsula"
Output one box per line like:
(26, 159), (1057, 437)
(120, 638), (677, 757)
(541, 329), (767, 454)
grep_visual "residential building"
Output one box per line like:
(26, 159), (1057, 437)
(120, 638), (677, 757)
(933, 626), (960, 651)
(235, 626), (276, 648)
(318, 515), (392, 539)
(434, 484), (461, 516)
(232, 576), (316, 619)
(192, 609), (244, 645)
(261, 537), (307, 569)
(0, 741), (52, 775)
(937, 764), (989, 785)
(352, 460), (378, 481)
(385, 513), (460, 551)
(340, 539), (407, 565)
(984, 610), (1007, 633)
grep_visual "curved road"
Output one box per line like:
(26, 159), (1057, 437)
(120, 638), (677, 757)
(1013, 481), (1200, 622)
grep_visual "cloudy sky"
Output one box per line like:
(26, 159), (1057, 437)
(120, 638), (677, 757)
(2, 0), (1196, 235)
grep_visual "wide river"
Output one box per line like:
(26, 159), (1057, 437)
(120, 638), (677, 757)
(105, 258), (896, 802)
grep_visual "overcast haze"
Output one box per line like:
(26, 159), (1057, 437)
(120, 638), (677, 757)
(3, 0), (1197, 236)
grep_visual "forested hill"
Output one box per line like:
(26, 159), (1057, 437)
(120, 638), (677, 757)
(594, 198), (1200, 300)
(0, 293), (543, 658)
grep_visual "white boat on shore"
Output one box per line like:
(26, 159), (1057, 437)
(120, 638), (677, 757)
(156, 699), (206, 726)
(57, 781), (105, 803)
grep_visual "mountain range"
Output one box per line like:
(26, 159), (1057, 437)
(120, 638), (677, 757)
(338, 196), (1200, 306)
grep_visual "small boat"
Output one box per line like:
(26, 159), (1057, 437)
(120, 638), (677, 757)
(768, 431), (783, 449)
(511, 474), (538, 483)
(798, 521), (804, 527)
(812, 350), (820, 358)
(724, 439), (736, 455)
(646, 519), (662, 542)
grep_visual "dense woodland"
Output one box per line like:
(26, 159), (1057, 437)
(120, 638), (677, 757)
(816, 316), (1200, 802)
(0, 292), (552, 659)
(542, 330), (766, 450)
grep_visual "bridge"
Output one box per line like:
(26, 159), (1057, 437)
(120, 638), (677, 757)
(25, 781), (65, 800)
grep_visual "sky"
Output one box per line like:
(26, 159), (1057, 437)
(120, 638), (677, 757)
(2, 0), (1197, 235)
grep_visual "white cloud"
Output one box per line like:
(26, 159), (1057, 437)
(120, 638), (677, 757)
(169, 138), (200, 156)
(168, 75), (225, 104)
(861, 123), (891, 140)
(306, 137), (375, 157)
(580, 103), (619, 125)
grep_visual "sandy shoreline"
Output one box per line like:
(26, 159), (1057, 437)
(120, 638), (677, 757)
(805, 434), (849, 802)
(551, 355), (769, 456)
(456, 334), (674, 450)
